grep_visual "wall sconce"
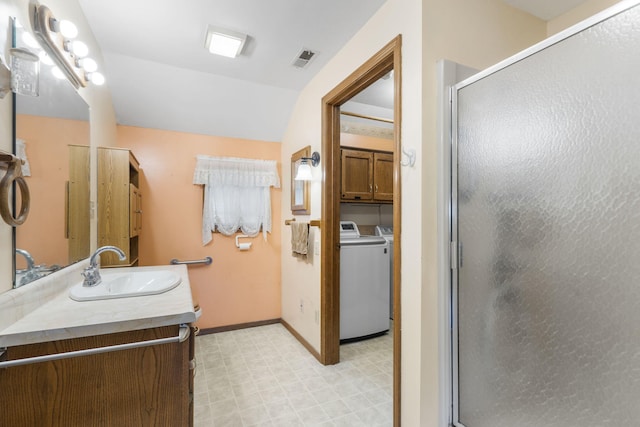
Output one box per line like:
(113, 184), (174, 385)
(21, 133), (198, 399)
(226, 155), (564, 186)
(205, 25), (247, 58)
(32, 4), (105, 88)
(294, 152), (320, 181)
(0, 48), (40, 99)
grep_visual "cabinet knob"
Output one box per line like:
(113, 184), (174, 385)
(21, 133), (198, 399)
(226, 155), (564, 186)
(375, 185), (378, 192)
(369, 184), (373, 192)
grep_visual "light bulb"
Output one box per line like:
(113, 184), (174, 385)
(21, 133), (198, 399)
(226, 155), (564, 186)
(51, 66), (65, 80)
(89, 72), (105, 85)
(58, 20), (78, 39)
(294, 162), (314, 181)
(80, 58), (97, 73)
(71, 41), (89, 58)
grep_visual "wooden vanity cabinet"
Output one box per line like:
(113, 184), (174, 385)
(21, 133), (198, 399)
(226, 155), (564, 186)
(0, 325), (195, 427)
(341, 148), (394, 203)
(98, 147), (142, 266)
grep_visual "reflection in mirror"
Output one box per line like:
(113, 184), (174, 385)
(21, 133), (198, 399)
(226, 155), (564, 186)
(13, 19), (90, 287)
(291, 146), (310, 215)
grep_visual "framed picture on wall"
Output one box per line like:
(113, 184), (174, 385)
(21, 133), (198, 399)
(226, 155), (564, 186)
(291, 146), (310, 215)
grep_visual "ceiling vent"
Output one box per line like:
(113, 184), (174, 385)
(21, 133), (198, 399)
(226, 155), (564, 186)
(292, 48), (317, 69)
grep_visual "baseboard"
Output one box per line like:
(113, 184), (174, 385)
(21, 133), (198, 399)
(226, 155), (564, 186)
(198, 318), (280, 335)
(197, 318), (322, 364)
(280, 318), (322, 363)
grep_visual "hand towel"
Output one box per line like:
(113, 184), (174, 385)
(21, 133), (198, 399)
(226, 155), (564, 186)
(291, 222), (309, 256)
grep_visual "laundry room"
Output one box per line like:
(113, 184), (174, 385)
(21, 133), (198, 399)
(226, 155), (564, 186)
(338, 80), (395, 343)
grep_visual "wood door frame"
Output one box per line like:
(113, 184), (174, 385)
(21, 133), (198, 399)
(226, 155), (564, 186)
(320, 35), (402, 426)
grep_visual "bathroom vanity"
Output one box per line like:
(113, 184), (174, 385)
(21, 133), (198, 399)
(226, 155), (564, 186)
(0, 264), (197, 426)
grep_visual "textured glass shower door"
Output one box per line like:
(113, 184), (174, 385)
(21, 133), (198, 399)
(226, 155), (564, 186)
(453, 3), (640, 427)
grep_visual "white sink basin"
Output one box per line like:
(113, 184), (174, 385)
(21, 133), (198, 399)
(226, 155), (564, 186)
(69, 270), (182, 302)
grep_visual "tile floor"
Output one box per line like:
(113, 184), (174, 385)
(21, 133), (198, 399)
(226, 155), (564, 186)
(194, 323), (393, 426)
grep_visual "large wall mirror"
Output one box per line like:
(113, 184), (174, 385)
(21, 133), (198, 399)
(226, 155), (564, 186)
(12, 18), (90, 287)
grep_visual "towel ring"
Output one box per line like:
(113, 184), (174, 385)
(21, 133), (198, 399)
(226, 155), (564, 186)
(0, 155), (30, 226)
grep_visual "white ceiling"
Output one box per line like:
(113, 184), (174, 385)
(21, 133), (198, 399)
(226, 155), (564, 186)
(77, 0), (588, 142)
(502, 0), (588, 20)
(78, 0), (387, 141)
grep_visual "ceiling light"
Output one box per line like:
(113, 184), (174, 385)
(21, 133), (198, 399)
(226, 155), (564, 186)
(204, 26), (247, 58)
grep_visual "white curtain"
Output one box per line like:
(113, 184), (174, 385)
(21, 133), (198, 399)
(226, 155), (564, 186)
(193, 155), (280, 245)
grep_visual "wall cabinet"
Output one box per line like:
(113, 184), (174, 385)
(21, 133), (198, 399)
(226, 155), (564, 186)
(98, 147), (141, 266)
(341, 148), (393, 203)
(0, 325), (195, 426)
(67, 145), (90, 263)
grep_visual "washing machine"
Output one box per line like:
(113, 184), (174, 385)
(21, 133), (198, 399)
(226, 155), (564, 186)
(340, 221), (390, 341)
(375, 225), (394, 319)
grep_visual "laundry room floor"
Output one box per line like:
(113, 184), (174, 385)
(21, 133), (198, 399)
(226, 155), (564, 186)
(194, 323), (393, 426)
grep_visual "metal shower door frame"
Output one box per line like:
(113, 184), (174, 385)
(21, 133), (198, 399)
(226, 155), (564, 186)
(449, 1), (640, 426)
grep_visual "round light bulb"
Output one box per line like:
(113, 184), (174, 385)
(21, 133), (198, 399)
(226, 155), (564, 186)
(89, 72), (105, 86)
(52, 66), (65, 80)
(71, 41), (89, 58)
(80, 57), (98, 73)
(58, 20), (78, 39)
(39, 51), (54, 66)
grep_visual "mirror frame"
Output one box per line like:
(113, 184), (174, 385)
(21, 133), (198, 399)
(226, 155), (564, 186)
(290, 146), (310, 215)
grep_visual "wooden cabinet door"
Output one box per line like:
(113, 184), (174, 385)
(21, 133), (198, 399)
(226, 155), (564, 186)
(341, 149), (373, 201)
(68, 145), (90, 263)
(0, 326), (190, 427)
(129, 184), (142, 237)
(373, 152), (394, 201)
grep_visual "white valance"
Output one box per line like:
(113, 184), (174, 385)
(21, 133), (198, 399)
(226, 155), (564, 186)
(193, 155), (280, 244)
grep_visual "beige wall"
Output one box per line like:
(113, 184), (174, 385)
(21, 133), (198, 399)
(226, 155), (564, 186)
(340, 132), (394, 152)
(280, 0), (547, 425)
(118, 125), (282, 330)
(548, 0), (623, 35)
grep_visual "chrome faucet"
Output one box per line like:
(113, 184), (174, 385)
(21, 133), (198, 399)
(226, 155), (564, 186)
(82, 246), (126, 287)
(15, 248), (42, 287)
(15, 248), (35, 271)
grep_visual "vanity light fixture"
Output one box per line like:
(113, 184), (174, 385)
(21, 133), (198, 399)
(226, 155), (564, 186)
(204, 25), (247, 58)
(294, 151), (320, 181)
(32, 4), (105, 88)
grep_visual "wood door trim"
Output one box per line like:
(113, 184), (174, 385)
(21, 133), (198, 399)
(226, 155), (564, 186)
(320, 35), (402, 427)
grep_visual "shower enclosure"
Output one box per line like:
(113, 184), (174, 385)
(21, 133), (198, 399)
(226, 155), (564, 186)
(451, 2), (640, 426)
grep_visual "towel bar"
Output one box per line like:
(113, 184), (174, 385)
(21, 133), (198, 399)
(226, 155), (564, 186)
(170, 257), (212, 266)
(0, 324), (190, 368)
(285, 218), (321, 227)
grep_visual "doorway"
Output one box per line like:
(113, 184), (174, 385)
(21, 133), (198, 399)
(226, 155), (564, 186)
(320, 35), (401, 425)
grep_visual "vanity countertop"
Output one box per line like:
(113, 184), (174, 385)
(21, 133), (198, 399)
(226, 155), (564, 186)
(0, 264), (196, 347)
